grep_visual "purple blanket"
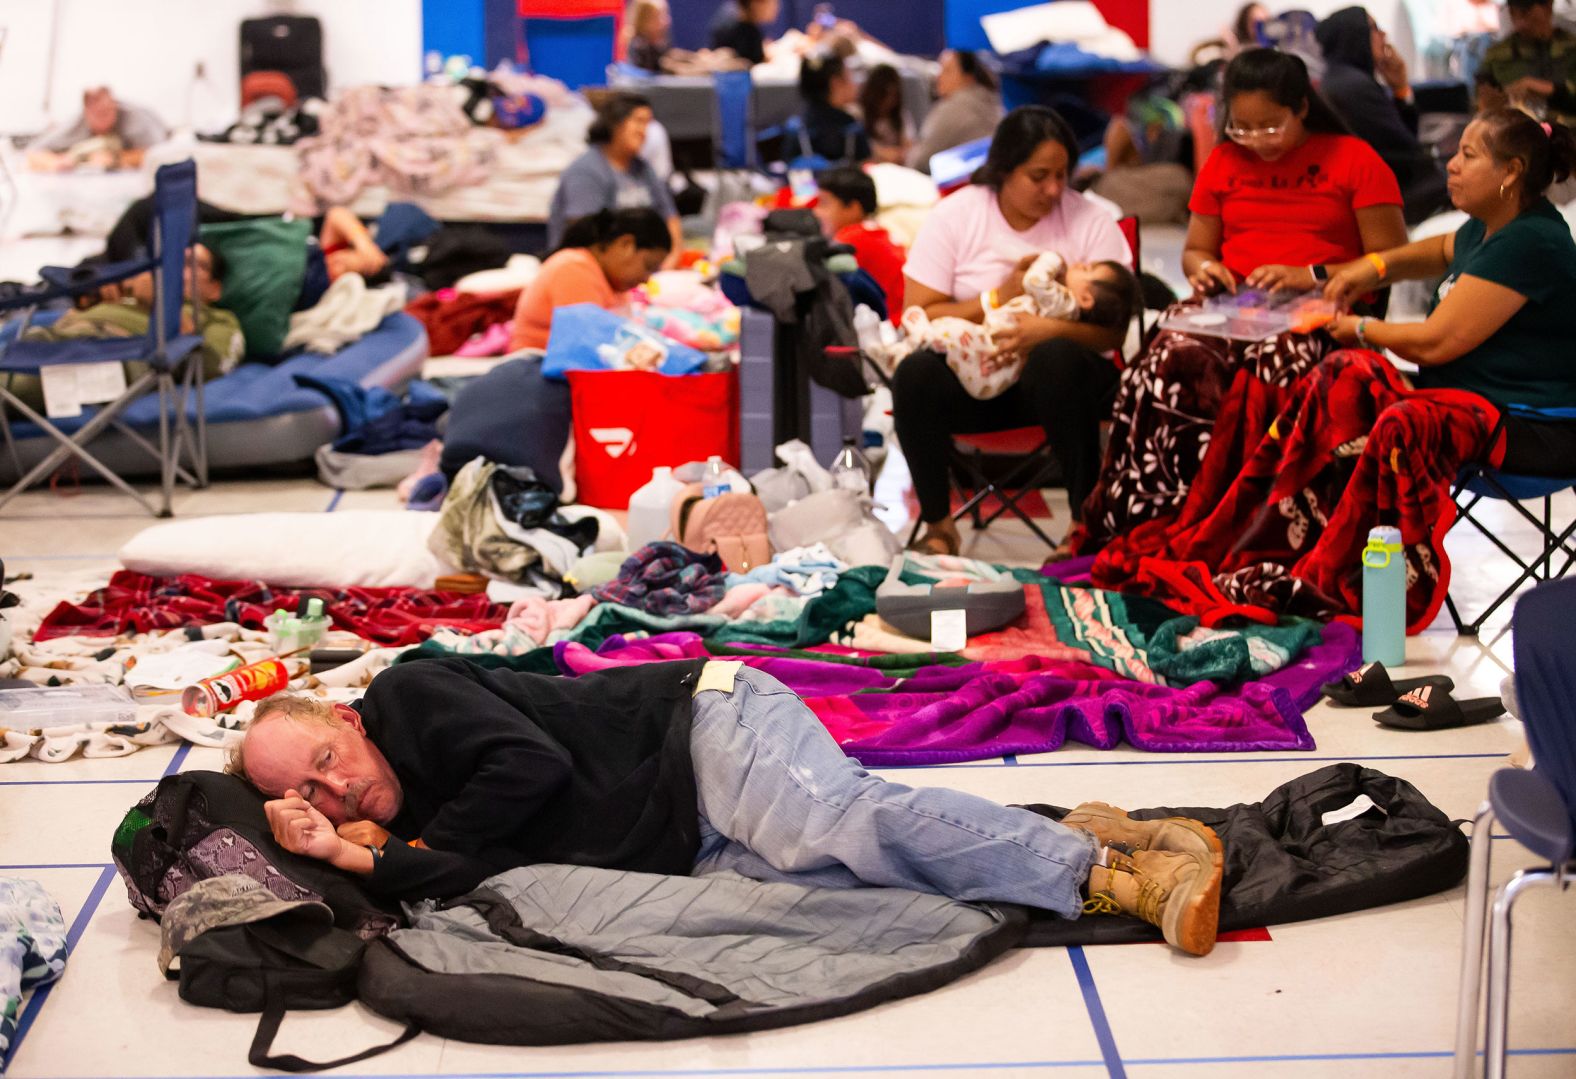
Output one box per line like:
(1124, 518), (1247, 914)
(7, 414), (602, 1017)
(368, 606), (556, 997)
(555, 624), (1360, 765)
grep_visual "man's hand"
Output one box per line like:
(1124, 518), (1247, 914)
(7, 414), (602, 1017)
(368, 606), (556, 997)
(265, 791), (347, 862)
(1507, 76), (1556, 105)
(336, 820), (391, 848)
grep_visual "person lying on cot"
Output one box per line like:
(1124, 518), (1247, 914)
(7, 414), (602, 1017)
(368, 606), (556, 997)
(228, 657), (1227, 956)
(26, 86), (169, 172)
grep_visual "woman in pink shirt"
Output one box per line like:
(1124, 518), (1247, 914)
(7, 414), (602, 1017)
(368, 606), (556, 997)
(893, 106), (1132, 557)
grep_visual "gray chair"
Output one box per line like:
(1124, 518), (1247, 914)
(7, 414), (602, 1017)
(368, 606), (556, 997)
(1453, 577), (1576, 1078)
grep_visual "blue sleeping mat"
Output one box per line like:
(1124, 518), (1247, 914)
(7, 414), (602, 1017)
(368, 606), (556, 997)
(0, 311), (428, 479)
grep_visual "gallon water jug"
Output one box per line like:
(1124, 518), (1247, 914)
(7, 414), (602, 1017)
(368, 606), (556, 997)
(829, 437), (872, 496)
(1361, 525), (1406, 667)
(627, 466), (686, 551)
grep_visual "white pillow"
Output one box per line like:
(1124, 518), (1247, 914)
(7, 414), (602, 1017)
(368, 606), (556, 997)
(119, 511), (454, 589)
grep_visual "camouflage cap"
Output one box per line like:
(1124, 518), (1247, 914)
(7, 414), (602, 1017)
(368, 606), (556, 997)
(157, 874), (333, 975)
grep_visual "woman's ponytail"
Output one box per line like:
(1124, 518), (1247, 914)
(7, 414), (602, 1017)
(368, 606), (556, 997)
(1478, 107), (1576, 203)
(1547, 120), (1576, 186)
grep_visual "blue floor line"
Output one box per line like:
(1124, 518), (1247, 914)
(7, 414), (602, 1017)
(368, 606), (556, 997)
(1069, 946), (1127, 1079)
(163, 742), (193, 777)
(326, 489), (344, 512)
(0, 863), (112, 871)
(2, 864), (117, 1071)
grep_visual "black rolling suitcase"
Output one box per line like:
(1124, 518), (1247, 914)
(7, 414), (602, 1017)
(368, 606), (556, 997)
(240, 15), (326, 101)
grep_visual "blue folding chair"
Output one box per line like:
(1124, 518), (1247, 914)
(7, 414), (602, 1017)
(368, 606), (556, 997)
(1453, 578), (1576, 1079)
(1445, 404), (1576, 635)
(0, 159), (206, 517)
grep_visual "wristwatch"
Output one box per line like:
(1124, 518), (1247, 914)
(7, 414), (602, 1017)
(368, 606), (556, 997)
(1310, 264), (1329, 282)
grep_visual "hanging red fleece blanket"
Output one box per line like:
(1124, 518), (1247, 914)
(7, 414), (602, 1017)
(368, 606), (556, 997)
(1093, 350), (1503, 632)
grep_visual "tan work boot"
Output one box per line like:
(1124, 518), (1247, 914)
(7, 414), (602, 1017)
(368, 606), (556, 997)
(1062, 802), (1223, 862)
(1084, 845), (1222, 956)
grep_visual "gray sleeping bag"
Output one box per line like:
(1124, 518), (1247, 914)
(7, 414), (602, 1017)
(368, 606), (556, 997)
(358, 863), (1026, 1044)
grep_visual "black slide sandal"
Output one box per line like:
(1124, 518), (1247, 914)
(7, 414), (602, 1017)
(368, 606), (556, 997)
(1373, 684), (1506, 731)
(1322, 662), (1454, 708)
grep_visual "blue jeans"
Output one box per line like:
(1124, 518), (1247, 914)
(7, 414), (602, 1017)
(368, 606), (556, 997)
(690, 667), (1098, 918)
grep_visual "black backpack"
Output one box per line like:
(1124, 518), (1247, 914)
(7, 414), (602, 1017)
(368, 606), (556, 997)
(172, 910), (417, 1072)
(114, 772), (416, 1071)
(111, 770), (401, 936)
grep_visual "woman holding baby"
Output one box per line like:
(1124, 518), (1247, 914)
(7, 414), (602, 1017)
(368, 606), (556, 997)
(892, 105), (1135, 557)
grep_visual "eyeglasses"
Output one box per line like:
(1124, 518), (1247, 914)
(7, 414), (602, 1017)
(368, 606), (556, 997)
(1225, 123), (1289, 142)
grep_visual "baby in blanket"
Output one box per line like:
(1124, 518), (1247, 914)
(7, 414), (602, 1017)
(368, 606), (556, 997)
(898, 253), (1138, 399)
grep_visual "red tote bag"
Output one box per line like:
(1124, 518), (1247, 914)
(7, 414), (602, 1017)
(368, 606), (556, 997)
(568, 369), (740, 509)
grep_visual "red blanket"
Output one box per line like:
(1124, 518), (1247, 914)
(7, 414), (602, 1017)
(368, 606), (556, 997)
(1093, 350), (1503, 632)
(35, 572), (508, 645)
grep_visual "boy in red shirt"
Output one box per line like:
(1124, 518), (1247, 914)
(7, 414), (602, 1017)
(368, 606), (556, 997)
(812, 167), (906, 324)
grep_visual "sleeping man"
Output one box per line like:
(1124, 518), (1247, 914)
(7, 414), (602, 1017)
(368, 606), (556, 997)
(230, 657), (1226, 955)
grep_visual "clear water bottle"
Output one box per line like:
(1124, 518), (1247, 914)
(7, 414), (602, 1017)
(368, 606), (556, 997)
(1361, 525), (1406, 667)
(830, 437), (872, 496)
(702, 455), (729, 499)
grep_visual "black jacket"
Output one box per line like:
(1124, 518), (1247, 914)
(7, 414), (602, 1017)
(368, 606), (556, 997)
(358, 657), (707, 900)
(1316, 6), (1449, 224)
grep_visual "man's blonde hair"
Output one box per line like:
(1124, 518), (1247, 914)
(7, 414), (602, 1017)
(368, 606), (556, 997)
(224, 692), (346, 782)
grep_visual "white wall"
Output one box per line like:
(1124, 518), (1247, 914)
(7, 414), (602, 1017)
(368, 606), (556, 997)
(0, 0), (422, 136)
(1150, 0), (1419, 71)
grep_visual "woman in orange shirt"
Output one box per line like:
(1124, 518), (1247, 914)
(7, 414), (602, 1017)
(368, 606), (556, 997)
(509, 207), (674, 351)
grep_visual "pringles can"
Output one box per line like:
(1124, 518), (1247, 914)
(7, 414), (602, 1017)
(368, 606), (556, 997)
(181, 658), (291, 717)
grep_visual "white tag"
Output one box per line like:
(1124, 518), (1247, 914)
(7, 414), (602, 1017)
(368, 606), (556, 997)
(930, 608), (968, 652)
(39, 366), (82, 418)
(75, 362), (128, 404)
(1320, 793), (1384, 826)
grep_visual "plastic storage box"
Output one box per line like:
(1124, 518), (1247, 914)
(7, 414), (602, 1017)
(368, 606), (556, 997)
(1159, 290), (1337, 342)
(0, 684), (137, 728)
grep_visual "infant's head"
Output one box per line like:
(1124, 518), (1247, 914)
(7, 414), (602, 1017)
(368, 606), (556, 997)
(1065, 260), (1139, 332)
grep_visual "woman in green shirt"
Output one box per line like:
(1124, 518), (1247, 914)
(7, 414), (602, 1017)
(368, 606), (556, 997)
(1324, 107), (1576, 473)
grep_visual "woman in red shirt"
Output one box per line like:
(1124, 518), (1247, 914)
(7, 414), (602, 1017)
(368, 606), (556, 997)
(1079, 48), (1407, 553)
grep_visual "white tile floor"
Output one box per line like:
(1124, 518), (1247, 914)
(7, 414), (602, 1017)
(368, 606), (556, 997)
(2, 473), (1573, 1079)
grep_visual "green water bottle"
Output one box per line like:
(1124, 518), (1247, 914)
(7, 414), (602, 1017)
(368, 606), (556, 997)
(1361, 526), (1406, 667)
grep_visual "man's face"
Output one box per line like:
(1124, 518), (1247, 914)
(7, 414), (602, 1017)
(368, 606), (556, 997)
(83, 90), (119, 136)
(1510, 2), (1555, 40)
(244, 707), (403, 827)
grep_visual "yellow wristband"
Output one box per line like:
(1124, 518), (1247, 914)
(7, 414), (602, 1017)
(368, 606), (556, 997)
(1365, 252), (1388, 281)
(983, 288), (999, 313)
